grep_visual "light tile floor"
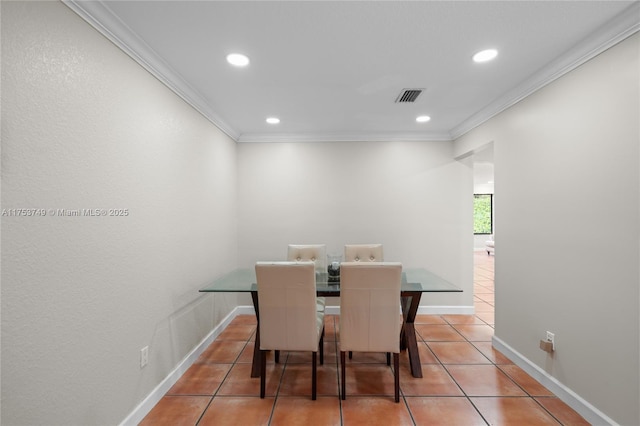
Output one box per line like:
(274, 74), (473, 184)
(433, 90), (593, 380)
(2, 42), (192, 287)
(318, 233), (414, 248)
(140, 252), (589, 425)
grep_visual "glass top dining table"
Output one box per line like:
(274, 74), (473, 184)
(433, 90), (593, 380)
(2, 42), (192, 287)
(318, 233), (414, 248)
(200, 267), (462, 378)
(200, 268), (461, 294)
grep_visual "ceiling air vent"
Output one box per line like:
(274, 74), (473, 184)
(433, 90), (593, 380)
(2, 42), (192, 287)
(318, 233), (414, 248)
(395, 88), (423, 103)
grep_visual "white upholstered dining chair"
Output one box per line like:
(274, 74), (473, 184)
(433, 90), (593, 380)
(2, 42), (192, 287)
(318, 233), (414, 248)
(338, 262), (402, 402)
(287, 244), (327, 312)
(287, 244), (327, 272)
(344, 243), (384, 262)
(255, 261), (325, 400)
(344, 243), (386, 359)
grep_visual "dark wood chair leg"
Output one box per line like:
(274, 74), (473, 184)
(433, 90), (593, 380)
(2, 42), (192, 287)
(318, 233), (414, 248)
(340, 351), (346, 400)
(319, 327), (325, 365)
(394, 352), (400, 403)
(312, 351), (317, 400)
(260, 350), (267, 398)
(275, 350), (280, 363)
(349, 351), (352, 359)
(387, 352), (391, 366)
(251, 291), (261, 378)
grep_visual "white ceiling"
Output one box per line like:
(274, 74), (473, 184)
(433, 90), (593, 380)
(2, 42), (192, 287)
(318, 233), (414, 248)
(66, 1), (638, 143)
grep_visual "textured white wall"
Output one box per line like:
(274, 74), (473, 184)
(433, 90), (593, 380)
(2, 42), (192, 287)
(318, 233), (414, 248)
(2, 2), (238, 425)
(237, 141), (474, 308)
(455, 33), (639, 425)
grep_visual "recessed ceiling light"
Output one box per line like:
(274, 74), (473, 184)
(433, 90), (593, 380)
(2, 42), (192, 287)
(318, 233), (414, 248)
(473, 49), (498, 63)
(226, 53), (249, 67)
(416, 115), (431, 123)
(266, 117), (280, 124)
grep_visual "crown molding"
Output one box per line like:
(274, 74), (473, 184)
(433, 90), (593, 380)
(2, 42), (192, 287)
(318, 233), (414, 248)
(65, 0), (639, 144)
(237, 132), (452, 143)
(65, 0), (450, 143)
(450, 2), (640, 140)
(63, 0), (240, 141)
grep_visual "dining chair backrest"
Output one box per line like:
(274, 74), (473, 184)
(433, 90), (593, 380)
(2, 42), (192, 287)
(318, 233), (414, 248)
(344, 244), (384, 262)
(287, 244), (327, 274)
(339, 261), (402, 402)
(255, 261), (321, 352)
(339, 262), (402, 353)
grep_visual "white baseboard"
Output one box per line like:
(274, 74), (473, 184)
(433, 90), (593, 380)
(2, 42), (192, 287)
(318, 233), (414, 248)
(492, 336), (618, 426)
(417, 305), (475, 315)
(119, 309), (239, 426)
(234, 305), (257, 315)
(232, 305), (475, 316)
(322, 305), (474, 315)
(120, 303), (475, 425)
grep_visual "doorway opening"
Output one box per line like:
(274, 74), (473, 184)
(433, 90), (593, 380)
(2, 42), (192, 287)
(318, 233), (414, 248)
(472, 143), (494, 326)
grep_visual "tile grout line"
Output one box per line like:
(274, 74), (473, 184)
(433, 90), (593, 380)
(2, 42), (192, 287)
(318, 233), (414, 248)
(436, 313), (491, 426)
(331, 315), (347, 426)
(210, 328), (256, 424)
(148, 255), (593, 425)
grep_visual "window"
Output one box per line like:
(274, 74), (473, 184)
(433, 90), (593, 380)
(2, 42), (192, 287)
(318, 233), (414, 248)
(474, 194), (493, 234)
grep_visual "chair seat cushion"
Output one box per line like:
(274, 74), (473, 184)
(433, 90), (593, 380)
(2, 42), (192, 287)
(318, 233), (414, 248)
(316, 311), (325, 339)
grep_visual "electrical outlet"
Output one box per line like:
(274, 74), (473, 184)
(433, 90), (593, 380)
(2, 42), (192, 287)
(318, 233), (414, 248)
(140, 346), (149, 368)
(546, 331), (555, 350)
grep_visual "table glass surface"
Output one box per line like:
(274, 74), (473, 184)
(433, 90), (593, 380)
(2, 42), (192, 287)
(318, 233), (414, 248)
(199, 267), (461, 294)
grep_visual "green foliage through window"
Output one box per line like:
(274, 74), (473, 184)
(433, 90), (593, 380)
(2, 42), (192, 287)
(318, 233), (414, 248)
(474, 194), (493, 234)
